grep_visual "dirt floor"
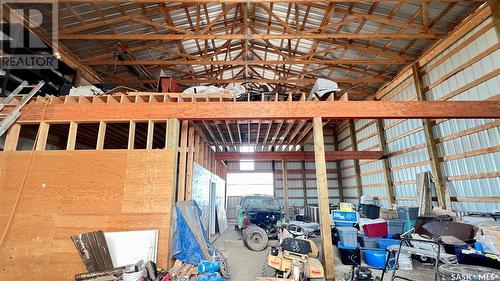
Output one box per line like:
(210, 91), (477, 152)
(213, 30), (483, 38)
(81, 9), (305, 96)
(213, 227), (435, 281)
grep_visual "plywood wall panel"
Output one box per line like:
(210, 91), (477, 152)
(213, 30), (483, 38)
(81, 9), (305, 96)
(0, 149), (176, 280)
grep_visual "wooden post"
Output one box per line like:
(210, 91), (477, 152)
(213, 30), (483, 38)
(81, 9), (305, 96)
(177, 120), (189, 201)
(313, 117), (335, 280)
(67, 122), (78, 150)
(375, 120), (395, 206)
(35, 122), (49, 151)
(349, 120), (363, 200)
(282, 160), (289, 220)
(488, 0), (500, 37)
(332, 127), (344, 202)
(165, 118), (180, 267)
(96, 121), (106, 150)
(4, 123), (21, 151)
(128, 121), (136, 150)
(302, 159), (308, 206)
(185, 126), (195, 200)
(412, 64), (449, 210)
(146, 120), (154, 149)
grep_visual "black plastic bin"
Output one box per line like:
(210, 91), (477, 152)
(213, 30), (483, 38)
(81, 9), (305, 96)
(360, 204), (381, 219)
(338, 242), (361, 265)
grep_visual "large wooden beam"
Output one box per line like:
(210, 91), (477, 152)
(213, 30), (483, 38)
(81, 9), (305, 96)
(60, 33), (438, 41)
(19, 100), (500, 122)
(412, 64), (449, 210)
(89, 59), (408, 66)
(215, 151), (384, 161)
(375, 119), (395, 206)
(57, 0), (478, 3)
(105, 77), (386, 85)
(349, 120), (363, 201)
(312, 117), (335, 280)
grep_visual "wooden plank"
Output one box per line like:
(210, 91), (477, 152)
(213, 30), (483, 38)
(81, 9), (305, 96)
(412, 64), (448, 210)
(185, 126), (195, 200)
(96, 121), (106, 150)
(67, 121), (78, 150)
(128, 121), (135, 150)
(35, 122), (49, 151)
(214, 151), (384, 161)
(333, 127), (344, 202)
(312, 117), (335, 279)
(282, 160), (289, 220)
(349, 120), (363, 200)
(375, 120), (395, 205)
(18, 100), (500, 122)
(177, 120), (189, 201)
(4, 123), (21, 151)
(146, 120), (154, 149)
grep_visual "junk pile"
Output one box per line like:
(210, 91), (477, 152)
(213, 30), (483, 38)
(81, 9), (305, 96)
(332, 200), (500, 281)
(71, 201), (230, 281)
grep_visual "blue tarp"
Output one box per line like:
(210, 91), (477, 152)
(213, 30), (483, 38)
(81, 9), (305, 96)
(171, 201), (215, 265)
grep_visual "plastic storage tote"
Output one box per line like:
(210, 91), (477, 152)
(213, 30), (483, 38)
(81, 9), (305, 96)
(359, 235), (381, 248)
(363, 221), (388, 237)
(337, 227), (358, 248)
(403, 220), (416, 232)
(332, 210), (358, 223)
(387, 219), (405, 235)
(377, 238), (400, 249)
(338, 242), (361, 265)
(396, 206), (419, 220)
(360, 204), (381, 219)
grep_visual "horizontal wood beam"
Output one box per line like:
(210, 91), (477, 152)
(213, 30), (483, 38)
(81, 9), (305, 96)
(60, 33), (438, 41)
(104, 77), (386, 85)
(56, 0), (480, 3)
(89, 59), (407, 66)
(18, 99), (500, 122)
(215, 151), (384, 161)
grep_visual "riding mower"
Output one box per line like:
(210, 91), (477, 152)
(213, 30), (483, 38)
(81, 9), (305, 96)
(262, 224), (326, 281)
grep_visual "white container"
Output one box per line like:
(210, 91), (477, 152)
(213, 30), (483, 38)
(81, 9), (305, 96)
(462, 215), (495, 224)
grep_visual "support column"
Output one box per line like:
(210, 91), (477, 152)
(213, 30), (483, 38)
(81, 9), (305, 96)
(412, 64), (449, 210)
(313, 117), (335, 280)
(375, 120), (395, 206)
(349, 120), (363, 200)
(35, 122), (49, 151)
(185, 126), (195, 200)
(146, 120), (154, 149)
(67, 122), (78, 150)
(4, 123), (21, 151)
(128, 121), (135, 150)
(96, 121), (106, 150)
(177, 120), (189, 201)
(333, 127), (344, 202)
(301, 159), (308, 206)
(165, 119), (180, 267)
(282, 160), (289, 220)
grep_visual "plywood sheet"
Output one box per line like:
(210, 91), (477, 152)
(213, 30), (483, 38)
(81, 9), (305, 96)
(0, 150), (176, 280)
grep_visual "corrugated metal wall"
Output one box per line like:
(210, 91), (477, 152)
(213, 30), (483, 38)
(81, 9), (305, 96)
(335, 5), (499, 213)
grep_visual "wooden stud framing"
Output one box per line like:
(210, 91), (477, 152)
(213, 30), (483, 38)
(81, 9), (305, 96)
(96, 121), (106, 150)
(177, 120), (189, 202)
(185, 126), (196, 200)
(375, 119), (395, 206)
(165, 118), (180, 267)
(128, 121), (136, 150)
(4, 123), (21, 151)
(34, 122), (49, 151)
(412, 64), (449, 210)
(332, 127), (344, 202)
(67, 121), (78, 150)
(146, 120), (154, 149)
(349, 120), (363, 200)
(282, 160), (289, 220)
(313, 117), (335, 280)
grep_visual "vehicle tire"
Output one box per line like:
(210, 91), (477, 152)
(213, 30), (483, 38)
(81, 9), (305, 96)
(262, 264), (277, 277)
(243, 225), (268, 251)
(439, 264), (500, 281)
